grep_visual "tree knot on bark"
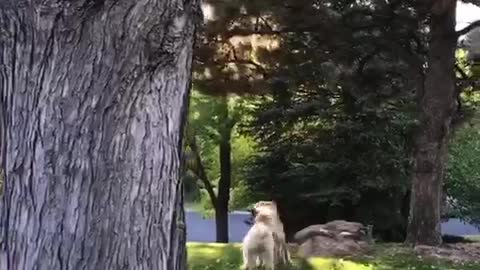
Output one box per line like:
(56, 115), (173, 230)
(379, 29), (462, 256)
(177, 221), (186, 232)
(145, 11), (191, 70)
(81, 0), (105, 10)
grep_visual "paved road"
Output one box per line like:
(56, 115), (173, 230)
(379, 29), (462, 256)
(185, 210), (480, 243)
(186, 210), (252, 242)
(441, 218), (480, 236)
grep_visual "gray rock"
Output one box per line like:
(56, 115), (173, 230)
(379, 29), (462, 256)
(293, 220), (373, 257)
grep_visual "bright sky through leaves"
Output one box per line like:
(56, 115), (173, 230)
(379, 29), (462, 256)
(457, 1), (480, 31)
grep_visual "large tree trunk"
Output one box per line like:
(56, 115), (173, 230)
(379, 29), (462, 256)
(0, 1), (200, 269)
(406, 1), (457, 246)
(215, 95), (231, 243)
(0, 94), (4, 187)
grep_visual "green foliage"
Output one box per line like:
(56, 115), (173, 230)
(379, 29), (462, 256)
(444, 49), (480, 224)
(194, 0), (480, 242)
(446, 121), (480, 224)
(456, 49), (480, 115)
(196, 189), (216, 218)
(238, 0), (423, 240)
(185, 90), (259, 212)
(184, 172), (202, 203)
(246, 99), (416, 240)
(229, 134), (258, 209)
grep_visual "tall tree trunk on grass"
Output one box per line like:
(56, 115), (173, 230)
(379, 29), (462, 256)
(0, 1), (200, 269)
(215, 95), (232, 243)
(406, 0), (457, 246)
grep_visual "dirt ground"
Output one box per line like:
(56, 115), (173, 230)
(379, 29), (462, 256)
(414, 243), (480, 264)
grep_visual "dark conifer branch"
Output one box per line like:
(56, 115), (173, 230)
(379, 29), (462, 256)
(456, 20), (480, 37)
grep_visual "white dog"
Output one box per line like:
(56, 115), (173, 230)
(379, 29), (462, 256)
(242, 210), (276, 270)
(253, 201), (291, 266)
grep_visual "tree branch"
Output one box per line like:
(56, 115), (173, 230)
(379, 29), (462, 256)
(216, 22), (371, 39)
(456, 20), (480, 37)
(227, 43), (269, 77)
(186, 133), (218, 206)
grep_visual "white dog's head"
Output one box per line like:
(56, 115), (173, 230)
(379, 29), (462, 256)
(252, 200), (278, 218)
(254, 211), (274, 225)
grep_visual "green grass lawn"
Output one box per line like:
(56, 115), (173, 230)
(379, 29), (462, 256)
(187, 242), (480, 270)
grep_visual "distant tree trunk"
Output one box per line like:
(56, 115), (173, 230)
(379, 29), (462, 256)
(0, 1), (200, 269)
(215, 95), (232, 243)
(406, 1), (457, 246)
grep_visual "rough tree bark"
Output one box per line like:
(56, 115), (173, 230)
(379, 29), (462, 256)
(0, 95), (4, 189)
(406, 0), (457, 246)
(215, 95), (232, 243)
(0, 0), (201, 269)
(0, 89), (4, 165)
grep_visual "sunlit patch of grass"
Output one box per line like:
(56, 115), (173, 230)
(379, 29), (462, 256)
(187, 242), (480, 270)
(465, 235), (480, 242)
(188, 243), (375, 270)
(187, 243), (243, 270)
(308, 258), (373, 270)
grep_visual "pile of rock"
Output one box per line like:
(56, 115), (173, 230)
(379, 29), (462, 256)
(293, 220), (374, 257)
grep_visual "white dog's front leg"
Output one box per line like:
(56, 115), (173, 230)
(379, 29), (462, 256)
(242, 249), (257, 270)
(264, 248), (275, 270)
